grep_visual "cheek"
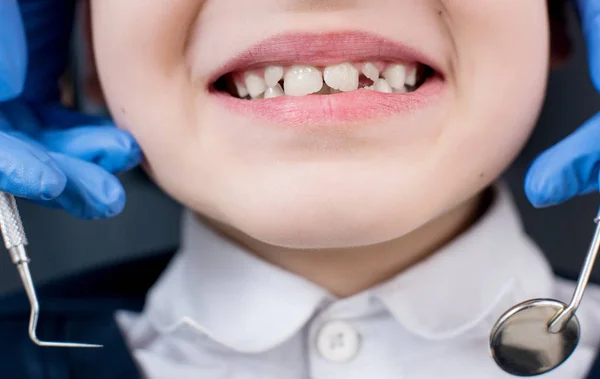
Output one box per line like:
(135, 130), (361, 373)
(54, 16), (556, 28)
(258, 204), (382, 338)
(90, 0), (202, 161)
(438, 0), (549, 183)
(382, 0), (551, 237)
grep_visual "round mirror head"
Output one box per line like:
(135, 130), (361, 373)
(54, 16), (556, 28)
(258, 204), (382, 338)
(489, 299), (580, 377)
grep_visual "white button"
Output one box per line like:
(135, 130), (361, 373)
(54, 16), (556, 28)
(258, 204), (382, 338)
(316, 320), (360, 363)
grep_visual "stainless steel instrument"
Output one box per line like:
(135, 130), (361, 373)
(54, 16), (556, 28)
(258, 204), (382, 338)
(490, 208), (600, 376)
(0, 192), (101, 348)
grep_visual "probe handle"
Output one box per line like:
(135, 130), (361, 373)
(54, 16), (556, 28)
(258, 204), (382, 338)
(0, 192), (28, 254)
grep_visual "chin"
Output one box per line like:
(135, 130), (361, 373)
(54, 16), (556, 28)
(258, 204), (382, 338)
(232, 206), (413, 249)
(211, 176), (436, 249)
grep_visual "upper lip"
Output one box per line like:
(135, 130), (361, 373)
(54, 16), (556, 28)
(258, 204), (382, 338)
(208, 31), (442, 84)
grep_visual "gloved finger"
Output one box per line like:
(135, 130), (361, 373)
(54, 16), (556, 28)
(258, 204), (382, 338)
(7, 124), (127, 218)
(0, 130), (66, 200)
(38, 103), (113, 129)
(43, 153), (126, 219)
(525, 111), (600, 207)
(576, 0), (600, 91)
(0, 102), (141, 174)
(0, 0), (27, 101)
(39, 126), (142, 174)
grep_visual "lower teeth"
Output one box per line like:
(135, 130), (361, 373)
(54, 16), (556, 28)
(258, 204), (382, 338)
(232, 80), (418, 99)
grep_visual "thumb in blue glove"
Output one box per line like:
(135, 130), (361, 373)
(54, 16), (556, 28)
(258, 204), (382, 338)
(525, 0), (600, 207)
(525, 111), (600, 207)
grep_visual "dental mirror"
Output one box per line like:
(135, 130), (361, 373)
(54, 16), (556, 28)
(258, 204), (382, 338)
(490, 209), (600, 376)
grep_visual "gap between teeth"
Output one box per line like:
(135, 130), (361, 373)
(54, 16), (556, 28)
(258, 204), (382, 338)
(234, 61), (419, 99)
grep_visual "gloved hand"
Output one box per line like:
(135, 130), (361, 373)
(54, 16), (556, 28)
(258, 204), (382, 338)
(0, 0), (142, 219)
(525, 0), (600, 207)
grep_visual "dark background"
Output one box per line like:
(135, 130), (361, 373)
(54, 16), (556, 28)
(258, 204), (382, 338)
(0, 9), (599, 294)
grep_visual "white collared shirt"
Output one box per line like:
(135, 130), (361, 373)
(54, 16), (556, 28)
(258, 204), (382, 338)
(116, 185), (600, 378)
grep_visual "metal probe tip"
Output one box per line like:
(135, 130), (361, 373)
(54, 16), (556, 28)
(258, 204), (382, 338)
(17, 262), (102, 348)
(16, 260), (102, 348)
(0, 193), (102, 348)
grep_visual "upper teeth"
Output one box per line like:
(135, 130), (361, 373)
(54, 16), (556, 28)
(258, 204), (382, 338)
(324, 63), (359, 92)
(382, 64), (406, 90)
(232, 61), (419, 99)
(405, 66), (418, 87)
(284, 65), (324, 96)
(362, 62), (379, 82)
(234, 79), (249, 98)
(244, 72), (267, 99)
(264, 65), (284, 88)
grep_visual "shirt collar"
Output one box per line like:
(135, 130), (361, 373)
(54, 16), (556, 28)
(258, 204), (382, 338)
(372, 183), (555, 340)
(142, 211), (330, 353)
(141, 183), (555, 352)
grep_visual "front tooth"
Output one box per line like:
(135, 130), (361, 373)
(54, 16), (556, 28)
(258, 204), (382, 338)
(405, 66), (417, 87)
(362, 62), (379, 82)
(244, 72), (267, 98)
(382, 64), (406, 90)
(324, 62), (359, 92)
(373, 78), (392, 93)
(284, 65), (323, 96)
(264, 66), (284, 87)
(264, 84), (284, 99)
(234, 79), (249, 98)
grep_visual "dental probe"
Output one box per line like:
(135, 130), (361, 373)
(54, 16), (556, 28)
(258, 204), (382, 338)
(0, 192), (102, 348)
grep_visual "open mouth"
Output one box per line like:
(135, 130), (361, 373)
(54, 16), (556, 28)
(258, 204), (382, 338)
(207, 32), (445, 125)
(213, 61), (434, 99)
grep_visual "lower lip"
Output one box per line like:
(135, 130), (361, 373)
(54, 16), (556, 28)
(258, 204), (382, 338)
(210, 77), (445, 127)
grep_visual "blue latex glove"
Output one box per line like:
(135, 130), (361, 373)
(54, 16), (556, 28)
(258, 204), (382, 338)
(525, 0), (600, 207)
(0, 0), (142, 219)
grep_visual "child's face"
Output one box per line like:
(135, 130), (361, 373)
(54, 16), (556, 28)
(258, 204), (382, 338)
(91, 1), (550, 248)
